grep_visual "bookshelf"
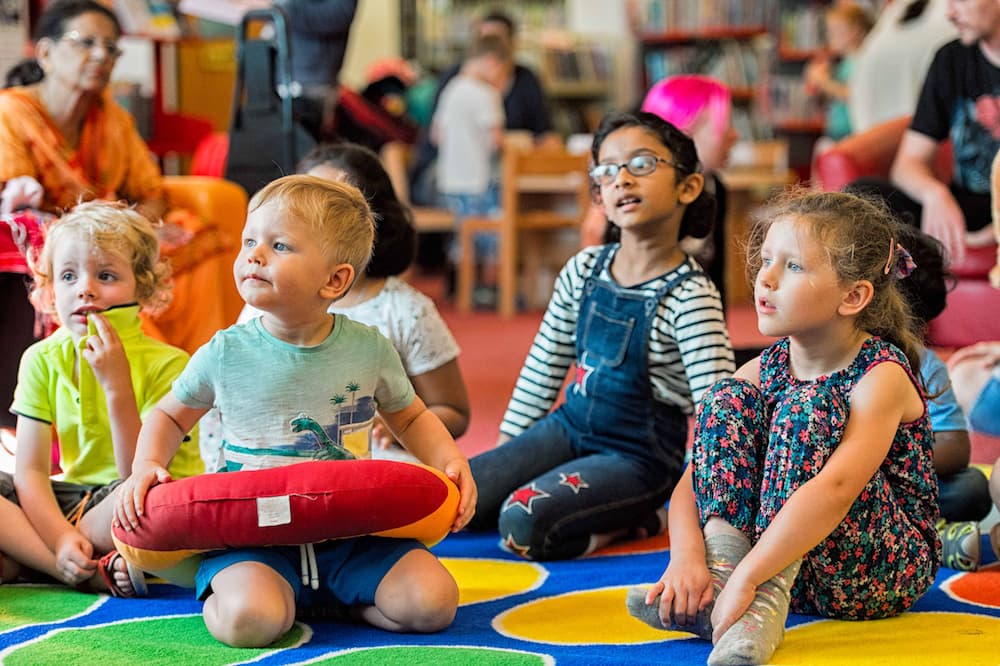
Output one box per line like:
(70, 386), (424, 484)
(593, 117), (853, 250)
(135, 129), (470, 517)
(769, 0), (889, 176)
(401, 0), (613, 135)
(635, 0), (776, 140)
(537, 41), (614, 134)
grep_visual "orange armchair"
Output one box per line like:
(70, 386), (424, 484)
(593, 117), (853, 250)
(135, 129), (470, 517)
(150, 176), (248, 353)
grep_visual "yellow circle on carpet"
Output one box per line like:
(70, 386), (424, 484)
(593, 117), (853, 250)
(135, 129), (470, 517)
(494, 585), (693, 645)
(441, 558), (548, 606)
(772, 612), (1000, 665)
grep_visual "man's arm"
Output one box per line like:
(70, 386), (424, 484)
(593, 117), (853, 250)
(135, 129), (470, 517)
(890, 130), (966, 262)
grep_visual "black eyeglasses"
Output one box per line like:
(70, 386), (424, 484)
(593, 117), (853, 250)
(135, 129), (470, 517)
(59, 31), (123, 59)
(588, 154), (683, 185)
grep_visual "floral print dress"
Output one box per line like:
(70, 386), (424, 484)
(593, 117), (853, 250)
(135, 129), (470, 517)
(690, 336), (940, 619)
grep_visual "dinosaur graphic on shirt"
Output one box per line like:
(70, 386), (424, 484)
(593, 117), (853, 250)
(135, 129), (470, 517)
(290, 413), (356, 460)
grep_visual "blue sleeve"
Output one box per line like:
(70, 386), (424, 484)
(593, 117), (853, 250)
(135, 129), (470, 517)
(921, 348), (967, 432)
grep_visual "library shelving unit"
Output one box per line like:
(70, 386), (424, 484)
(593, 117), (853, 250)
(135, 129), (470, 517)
(634, 1), (776, 140)
(402, 0), (612, 135)
(771, 1), (828, 139)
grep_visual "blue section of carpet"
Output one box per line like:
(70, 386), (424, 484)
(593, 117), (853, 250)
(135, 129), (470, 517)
(1, 530), (998, 664)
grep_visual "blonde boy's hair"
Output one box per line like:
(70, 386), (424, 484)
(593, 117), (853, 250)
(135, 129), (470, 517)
(248, 174), (375, 280)
(29, 200), (171, 315)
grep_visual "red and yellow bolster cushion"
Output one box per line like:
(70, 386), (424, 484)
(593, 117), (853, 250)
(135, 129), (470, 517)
(111, 460), (459, 574)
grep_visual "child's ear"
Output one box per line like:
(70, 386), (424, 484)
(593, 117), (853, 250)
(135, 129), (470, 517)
(678, 172), (704, 205)
(321, 263), (356, 301)
(838, 279), (874, 316)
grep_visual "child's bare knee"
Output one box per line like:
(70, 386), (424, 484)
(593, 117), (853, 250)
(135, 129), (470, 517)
(403, 576), (459, 632)
(205, 592), (294, 647)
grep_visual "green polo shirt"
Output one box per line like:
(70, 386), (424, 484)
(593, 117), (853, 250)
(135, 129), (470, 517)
(10, 304), (203, 484)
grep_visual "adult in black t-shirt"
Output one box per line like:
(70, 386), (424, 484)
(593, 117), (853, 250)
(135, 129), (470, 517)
(409, 11), (554, 206)
(851, 3), (1000, 265)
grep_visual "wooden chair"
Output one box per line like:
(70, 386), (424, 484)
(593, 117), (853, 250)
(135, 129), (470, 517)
(456, 140), (591, 318)
(380, 141), (455, 234)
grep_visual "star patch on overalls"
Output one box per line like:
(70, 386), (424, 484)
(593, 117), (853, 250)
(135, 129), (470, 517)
(573, 353), (595, 397)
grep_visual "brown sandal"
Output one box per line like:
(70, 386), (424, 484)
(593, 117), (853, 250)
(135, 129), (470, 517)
(97, 550), (147, 598)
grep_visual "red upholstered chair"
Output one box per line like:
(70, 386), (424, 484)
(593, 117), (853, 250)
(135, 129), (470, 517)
(813, 117), (1000, 348)
(190, 132), (230, 178)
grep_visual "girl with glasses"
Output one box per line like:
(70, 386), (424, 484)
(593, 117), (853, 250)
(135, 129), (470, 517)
(466, 111), (735, 561)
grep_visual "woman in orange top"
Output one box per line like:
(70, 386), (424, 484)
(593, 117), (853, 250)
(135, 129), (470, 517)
(0, 0), (232, 429)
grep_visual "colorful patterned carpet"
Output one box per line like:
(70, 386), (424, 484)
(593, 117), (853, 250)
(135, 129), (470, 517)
(2, 527), (999, 665)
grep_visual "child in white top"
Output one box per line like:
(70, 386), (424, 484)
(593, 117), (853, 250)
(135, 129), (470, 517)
(432, 32), (509, 295)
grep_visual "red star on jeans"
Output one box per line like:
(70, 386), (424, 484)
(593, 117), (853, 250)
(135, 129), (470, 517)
(503, 483), (551, 515)
(558, 472), (589, 494)
(501, 533), (531, 558)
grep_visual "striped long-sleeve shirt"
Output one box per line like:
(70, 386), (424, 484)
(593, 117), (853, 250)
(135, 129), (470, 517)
(500, 245), (736, 439)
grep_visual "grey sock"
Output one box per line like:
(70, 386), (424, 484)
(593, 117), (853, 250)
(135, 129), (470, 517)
(626, 532), (752, 640)
(707, 558), (802, 666)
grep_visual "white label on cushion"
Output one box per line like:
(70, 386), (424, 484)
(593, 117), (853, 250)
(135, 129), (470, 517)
(257, 495), (292, 527)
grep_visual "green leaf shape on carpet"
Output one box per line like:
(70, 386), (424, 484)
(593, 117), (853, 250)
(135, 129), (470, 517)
(0, 586), (102, 632)
(2, 614), (306, 666)
(309, 646), (551, 665)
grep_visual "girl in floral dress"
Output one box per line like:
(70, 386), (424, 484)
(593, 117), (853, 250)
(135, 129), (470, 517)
(629, 189), (940, 665)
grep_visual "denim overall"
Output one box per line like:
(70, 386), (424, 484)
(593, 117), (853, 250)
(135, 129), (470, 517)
(470, 245), (698, 559)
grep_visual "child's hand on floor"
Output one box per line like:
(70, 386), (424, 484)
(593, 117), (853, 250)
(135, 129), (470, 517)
(54, 530), (97, 586)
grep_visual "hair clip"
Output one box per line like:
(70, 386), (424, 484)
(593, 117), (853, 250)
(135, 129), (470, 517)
(883, 237), (895, 275)
(894, 243), (917, 279)
(884, 238), (917, 279)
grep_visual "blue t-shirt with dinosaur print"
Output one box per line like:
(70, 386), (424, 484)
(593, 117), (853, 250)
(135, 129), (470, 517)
(174, 315), (414, 471)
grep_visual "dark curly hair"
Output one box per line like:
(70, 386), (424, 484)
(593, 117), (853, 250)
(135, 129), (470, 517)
(591, 111), (716, 244)
(893, 224), (954, 329)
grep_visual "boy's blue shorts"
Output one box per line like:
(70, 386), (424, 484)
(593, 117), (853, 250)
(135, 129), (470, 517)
(195, 536), (425, 607)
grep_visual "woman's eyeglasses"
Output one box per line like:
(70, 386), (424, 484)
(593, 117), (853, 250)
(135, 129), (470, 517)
(589, 154), (682, 185)
(59, 31), (123, 59)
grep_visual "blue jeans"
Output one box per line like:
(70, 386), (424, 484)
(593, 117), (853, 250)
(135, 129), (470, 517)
(468, 413), (674, 561)
(938, 466), (993, 522)
(443, 185), (500, 262)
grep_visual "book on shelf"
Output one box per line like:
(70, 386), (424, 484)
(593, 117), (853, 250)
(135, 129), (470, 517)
(644, 40), (761, 89)
(780, 5), (825, 53)
(766, 74), (825, 128)
(176, 0), (271, 27)
(541, 44), (612, 88)
(113, 0), (182, 39)
(641, 0), (771, 33)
